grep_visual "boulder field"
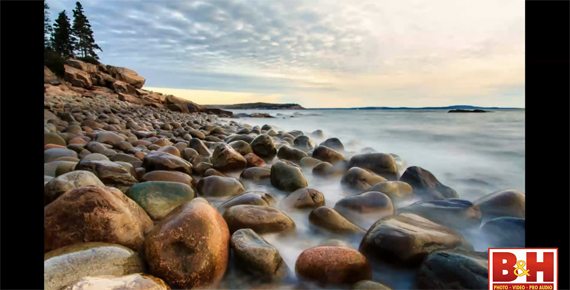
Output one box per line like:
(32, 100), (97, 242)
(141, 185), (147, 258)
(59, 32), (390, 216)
(43, 75), (525, 289)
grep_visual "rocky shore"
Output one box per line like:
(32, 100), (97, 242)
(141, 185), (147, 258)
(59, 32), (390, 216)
(44, 65), (525, 290)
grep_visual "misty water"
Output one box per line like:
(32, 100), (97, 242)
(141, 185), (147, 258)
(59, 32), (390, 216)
(217, 109), (525, 289)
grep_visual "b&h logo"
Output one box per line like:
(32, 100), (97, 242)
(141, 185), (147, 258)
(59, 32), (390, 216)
(489, 248), (558, 290)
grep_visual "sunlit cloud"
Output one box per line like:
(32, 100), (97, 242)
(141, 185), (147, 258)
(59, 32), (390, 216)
(48, 0), (524, 107)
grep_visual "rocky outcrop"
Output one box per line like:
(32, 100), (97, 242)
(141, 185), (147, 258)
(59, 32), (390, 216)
(46, 58), (232, 116)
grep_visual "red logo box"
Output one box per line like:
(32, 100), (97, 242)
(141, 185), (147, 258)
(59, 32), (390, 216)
(489, 248), (558, 290)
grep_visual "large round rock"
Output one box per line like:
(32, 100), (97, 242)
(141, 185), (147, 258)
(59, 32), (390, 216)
(359, 213), (473, 266)
(75, 160), (139, 192)
(397, 199), (482, 231)
(277, 145), (308, 164)
(250, 134), (277, 159)
(144, 198), (230, 289)
(417, 250), (488, 289)
(142, 170), (197, 188)
(279, 187), (325, 212)
(223, 205), (296, 235)
(197, 176), (245, 199)
(45, 242), (146, 290)
(473, 189), (525, 221)
(231, 228), (290, 281)
(44, 170), (104, 205)
(399, 166), (458, 201)
(480, 217), (525, 248)
(348, 153), (399, 181)
(211, 143), (248, 172)
(333, 191), (394, 229)
(309, 206), (366, 235)
(341, 167), (387, 191)
(45, 185), (153, 252)
(270, 160), (307, 192)
(312, 145), (345, 164)
(368, 181), (414, 203)
(293, 135), (317, 152)
(45, 148), (78, 163)
(62, 273), (169, 290)
(218, 192), (276, 214)
(143, 151), (193, 175)
(295, 246), (372, 285)
(126, 181), (196, 220)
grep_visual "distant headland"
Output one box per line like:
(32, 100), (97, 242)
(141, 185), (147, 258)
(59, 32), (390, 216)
(204, 102), (305, 110)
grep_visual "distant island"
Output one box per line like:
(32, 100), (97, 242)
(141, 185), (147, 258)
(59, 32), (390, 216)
(308, 105), (522, 110)
(448, 109), (488, 113)
(204, 102), (305, 110)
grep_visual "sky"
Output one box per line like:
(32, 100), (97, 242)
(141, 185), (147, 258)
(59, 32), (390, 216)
(47, 0), (525, 108)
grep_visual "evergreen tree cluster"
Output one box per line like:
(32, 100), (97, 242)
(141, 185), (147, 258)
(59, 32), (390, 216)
(45, 1), (102, 60)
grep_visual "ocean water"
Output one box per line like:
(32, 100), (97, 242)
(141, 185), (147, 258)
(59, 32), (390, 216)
(218, 109), (525, 289)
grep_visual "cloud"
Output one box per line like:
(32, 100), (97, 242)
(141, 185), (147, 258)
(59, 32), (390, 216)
(47, 0), (524, 107)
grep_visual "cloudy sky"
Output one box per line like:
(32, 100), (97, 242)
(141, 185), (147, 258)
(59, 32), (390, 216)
(47, 0), (525, 108)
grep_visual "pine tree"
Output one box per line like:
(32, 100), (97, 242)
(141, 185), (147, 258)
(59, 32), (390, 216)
(44, 2), (53, 50)
(51, 10), (75, 58)
(72, 2), (102, 59)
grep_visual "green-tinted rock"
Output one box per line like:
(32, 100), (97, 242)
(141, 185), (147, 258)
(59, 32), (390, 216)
(127, 181), (196, 220)
(44, 148), (78, 163)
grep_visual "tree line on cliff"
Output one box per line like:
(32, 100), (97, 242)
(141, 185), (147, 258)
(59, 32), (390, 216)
(45, 1), (102, 75)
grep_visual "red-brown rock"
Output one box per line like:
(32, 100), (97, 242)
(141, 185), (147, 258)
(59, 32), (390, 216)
(44, 185), (153, 253)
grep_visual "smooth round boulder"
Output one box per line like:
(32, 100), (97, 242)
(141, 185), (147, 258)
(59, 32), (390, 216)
(44, 185), (153, 252)
(141, 170), (197, 188)
(417, 250), (488, 289)
(473, 189), (525, 221)
(204, 168), (227, 177)
(211, 143), (248, 172)
(341, 167), (388, 191)
(45, 242), (146, 290)
(399, 166), (458, 201)
(81, 153), (110, 161)
(244, 152), (266, 167)
(45, 133), (67, 146)
(320, 138), (344, 151)
(95, 131), (126, 146)
(142, 151), (193, 175)
(223, 205), (296, 235)
(218, 192), (276, 214)
(352, 280), (393, 290)
(45, 148), (78, 163)
(277, 145), (308, 164)
(348, 153), (399, 181)
(397, 199), (482, 231)
(312, 145), (345, 164)
(250, 134), (277, 159)
(300, 157), (322, 169)
(75, 160), (138, 192)
(480, 217), (525, 248)
(334, 191), (394, 230)
(279, 187), (325, 212)
(126, 181), (196, 220)
(359, 213), (473, 266)
(295, 246), (372, 285)
(231, 228), (290, 281)
(189, 138), (212, 156)
(144, 198), (230, 289)
(62, 273), (169, 290)
(368, 181), (414, 203)
(270, 160), (308, 192)
(55, 161), (78, 176)
(194, 162), (213, 176)
(310, 129), (325, 139)
(229, 140), (253, 156)
(157, 145), (181, 157)
(240, 167), (271, 182)
(309, 206), (366, 235)
(44, 170), (105, 205)
(182, 147), (199, 161)
(293, 135), (317, 152)
(197, 176), (245, 198)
